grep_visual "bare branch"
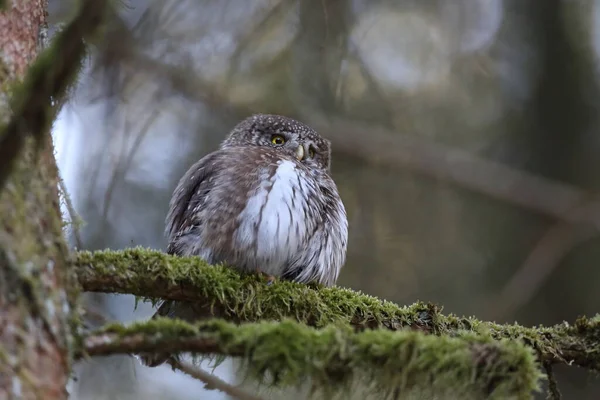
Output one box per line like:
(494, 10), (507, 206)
(80, 15), (600, 231)
(543, 363), (562, 400)
(167, 360), (264, 400)
(491, 223), (596, 320)
(101, 111), (160, 221)
(490, 201), (600, 319)
(306, 115), (600, 225)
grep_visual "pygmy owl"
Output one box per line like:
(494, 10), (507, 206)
(140, 114), (348, 367)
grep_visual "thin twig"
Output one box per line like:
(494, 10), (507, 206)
(490, 200), (600, 320)
(91, 43), (600, 231)
(89, 15), (600, 233)
(306, 114), (600, 225)
(168, 359), (264, 400)
(58, 175), (83, 249)
(101, 111), (159, 221)
(543, 363), (562, 400)
(490, 222), (596, 320)
(225, 1), (290, 84)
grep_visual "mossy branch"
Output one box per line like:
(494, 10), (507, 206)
(74, 248), (600, 373)
(79, 318), (541, 400)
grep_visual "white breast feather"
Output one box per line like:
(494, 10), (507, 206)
(234, 160), (309, 275)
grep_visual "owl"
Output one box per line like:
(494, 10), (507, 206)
(140, 114), (348, 367)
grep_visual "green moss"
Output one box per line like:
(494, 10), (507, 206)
(76, 247), (440, 328)
(0, 135), (74, 389)
(82, 318), (541, 400)
(75, 248), (600, 375)
(0, 0), (106, 383)
(442, 314), (600, 372)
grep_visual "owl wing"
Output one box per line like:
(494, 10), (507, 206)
(164, 151), (221, 256)
(144, 151), (222, 357)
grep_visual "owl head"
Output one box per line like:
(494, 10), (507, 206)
(221, 114), (332, 171)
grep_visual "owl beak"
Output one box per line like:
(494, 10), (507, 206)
(295, 145), (305, 161)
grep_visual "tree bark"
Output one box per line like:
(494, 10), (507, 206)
(0, 1), (72, 399)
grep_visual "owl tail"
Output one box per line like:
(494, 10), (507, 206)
(137, 300), (219, 367)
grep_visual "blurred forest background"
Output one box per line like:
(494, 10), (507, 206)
(48, 0), (600, 399)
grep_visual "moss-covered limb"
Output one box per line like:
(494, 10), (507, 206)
(0, 0), (110, 191)
(75, 248), (436, 331)
(74, 248), (600, 373)
(79, 318), (541, 400)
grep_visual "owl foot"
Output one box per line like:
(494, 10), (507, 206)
(259, 272), (277, 286)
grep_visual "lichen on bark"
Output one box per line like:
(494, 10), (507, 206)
(0, 134), (72, 399)
(0, 0), (110, 398)
(80, 318), (542, 400)
(0, 1), (72, 398)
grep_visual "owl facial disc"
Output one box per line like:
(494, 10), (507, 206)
(295, 145), (305, 161)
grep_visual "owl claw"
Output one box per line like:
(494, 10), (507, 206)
(259, 272), (277, 285)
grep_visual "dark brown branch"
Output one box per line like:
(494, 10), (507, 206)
(543, 363), (562, 400)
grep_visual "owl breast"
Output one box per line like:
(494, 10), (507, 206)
(233, 160), (318, 276)
(170, 149), (347, 286)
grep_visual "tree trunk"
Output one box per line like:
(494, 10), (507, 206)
(0, 1), (72, 399)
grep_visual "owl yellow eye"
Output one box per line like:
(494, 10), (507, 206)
(271, 135), (286, 145)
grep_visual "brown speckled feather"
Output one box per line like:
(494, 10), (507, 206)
(140, 114), (348, 367)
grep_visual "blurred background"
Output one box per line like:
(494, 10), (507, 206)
(49, 0), (600, 398)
